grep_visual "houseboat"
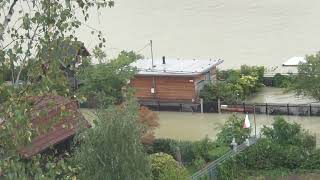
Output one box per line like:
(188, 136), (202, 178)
(130, 56), (223, 110)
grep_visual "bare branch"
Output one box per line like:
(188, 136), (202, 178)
(15, 25), (40, 84)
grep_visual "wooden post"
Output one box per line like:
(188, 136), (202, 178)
(217, 98), (221, 113)
(157, 101), (160, 111)
(266, 103), (268, 115)
(243, 102), (246, 113)
(310, 104), (312, 116)
(200, 98), (204, 113)
(254, 105), (257, 138)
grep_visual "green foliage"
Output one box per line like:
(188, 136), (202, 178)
(151, 137), (228, 172)
(200, 82), (242, 103)
(261, 116), (316, 149)
(240, 65), (265, 83)
(150, 153), (188, 180)
(272, 73), (294, 88)
(216, 117), (318, 179)
(292, 52), (320, 101)
(207, 146), (229, 161)
(192, 156), (206, 169)
(74, 100), (152, 180)
(77, 51), (139, 108)
(151, 139), (179, 158)
(0, 154), (78, 180)
(216, 114), (250, 145)
(203, 65), (264, 103)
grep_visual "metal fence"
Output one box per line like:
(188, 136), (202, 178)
(203, 102), (320, 116)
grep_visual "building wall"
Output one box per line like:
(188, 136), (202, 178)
(194, 67), (217, 95)
(130, 76), (196, 102)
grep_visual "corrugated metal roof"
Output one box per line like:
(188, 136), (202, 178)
(130, 58), (223, 76)
(18, 96), (90, 158)
(282, 56), (306, 66)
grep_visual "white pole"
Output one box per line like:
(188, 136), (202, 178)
(200, 98), (204, 113)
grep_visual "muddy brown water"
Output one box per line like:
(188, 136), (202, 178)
(155, 111), (320, 144)
(77, 0), (320, 69)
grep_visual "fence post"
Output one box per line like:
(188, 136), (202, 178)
(243, 102), (246, 113)
(287, 104), (289, 115)
(265, 103), (268, 115)
(310, 104), (312, 116)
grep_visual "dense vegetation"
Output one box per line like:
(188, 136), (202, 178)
(217, 116), (318, 179)
(200, 65), (264, 104)
(292, 52), (320, 101)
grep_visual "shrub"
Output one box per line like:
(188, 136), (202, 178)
(151, 139), (178, 158)
(261, 117), (316, 149)
(216, 114), (250, 145)
(151, 138), (219, 164)
(150, 153), (188, 180)
(208, 146), (229, 161)
(74, 100), (152, 180)
(272, 73), (294, 88)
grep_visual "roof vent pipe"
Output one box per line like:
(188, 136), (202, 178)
(162, 56), (166, 64)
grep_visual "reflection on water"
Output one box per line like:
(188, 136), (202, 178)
(156, 111), (320, 145)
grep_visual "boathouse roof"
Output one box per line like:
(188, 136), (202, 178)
(282, 56), (306, 66)
(131, 58), (223, 76)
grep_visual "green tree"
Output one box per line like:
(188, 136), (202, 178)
(0, 0), (116, 179)
(77, 50), (139, 108)
(216, 114), (250, 145)
(200, 82), (243, 104)
(74, 100), (152, 180)
(292, 53), (320, 101)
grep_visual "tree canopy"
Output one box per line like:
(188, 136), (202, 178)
(292, 52), (320, 101)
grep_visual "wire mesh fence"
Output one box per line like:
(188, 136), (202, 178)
(204, 102), (320, 116)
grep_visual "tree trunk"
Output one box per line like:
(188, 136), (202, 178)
(0, 0), (18, 42)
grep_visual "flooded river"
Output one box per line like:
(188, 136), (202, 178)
(155, 88), (320, 142)
(247, 87), (317, 104)
(155, 111), (320, 143)
(78, 0), (320, 68)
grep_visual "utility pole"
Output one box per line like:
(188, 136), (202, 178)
(150, 40), (156, 101)
(150, 40), (154, 68)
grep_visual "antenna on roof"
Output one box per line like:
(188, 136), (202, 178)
(150, 40), (155, 68)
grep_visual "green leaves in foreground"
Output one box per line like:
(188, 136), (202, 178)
(73, 100), (152, 180)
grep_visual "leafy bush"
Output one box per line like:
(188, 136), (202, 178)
(150, 153), (188, 180)
(74, 100), (152, 180)
(207, 146), (229, 161)
(261, 116), (316, 149)
(151, 139), (178, 158)
(192, 156), (206, 169)
(151, 138), (219, 164)
(0, 155), (78, 180)
(216, 113), (250, 145)
(217, 117), (318, 179)
(272, 73), (294, 88)
(203, 65), (264, 104)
